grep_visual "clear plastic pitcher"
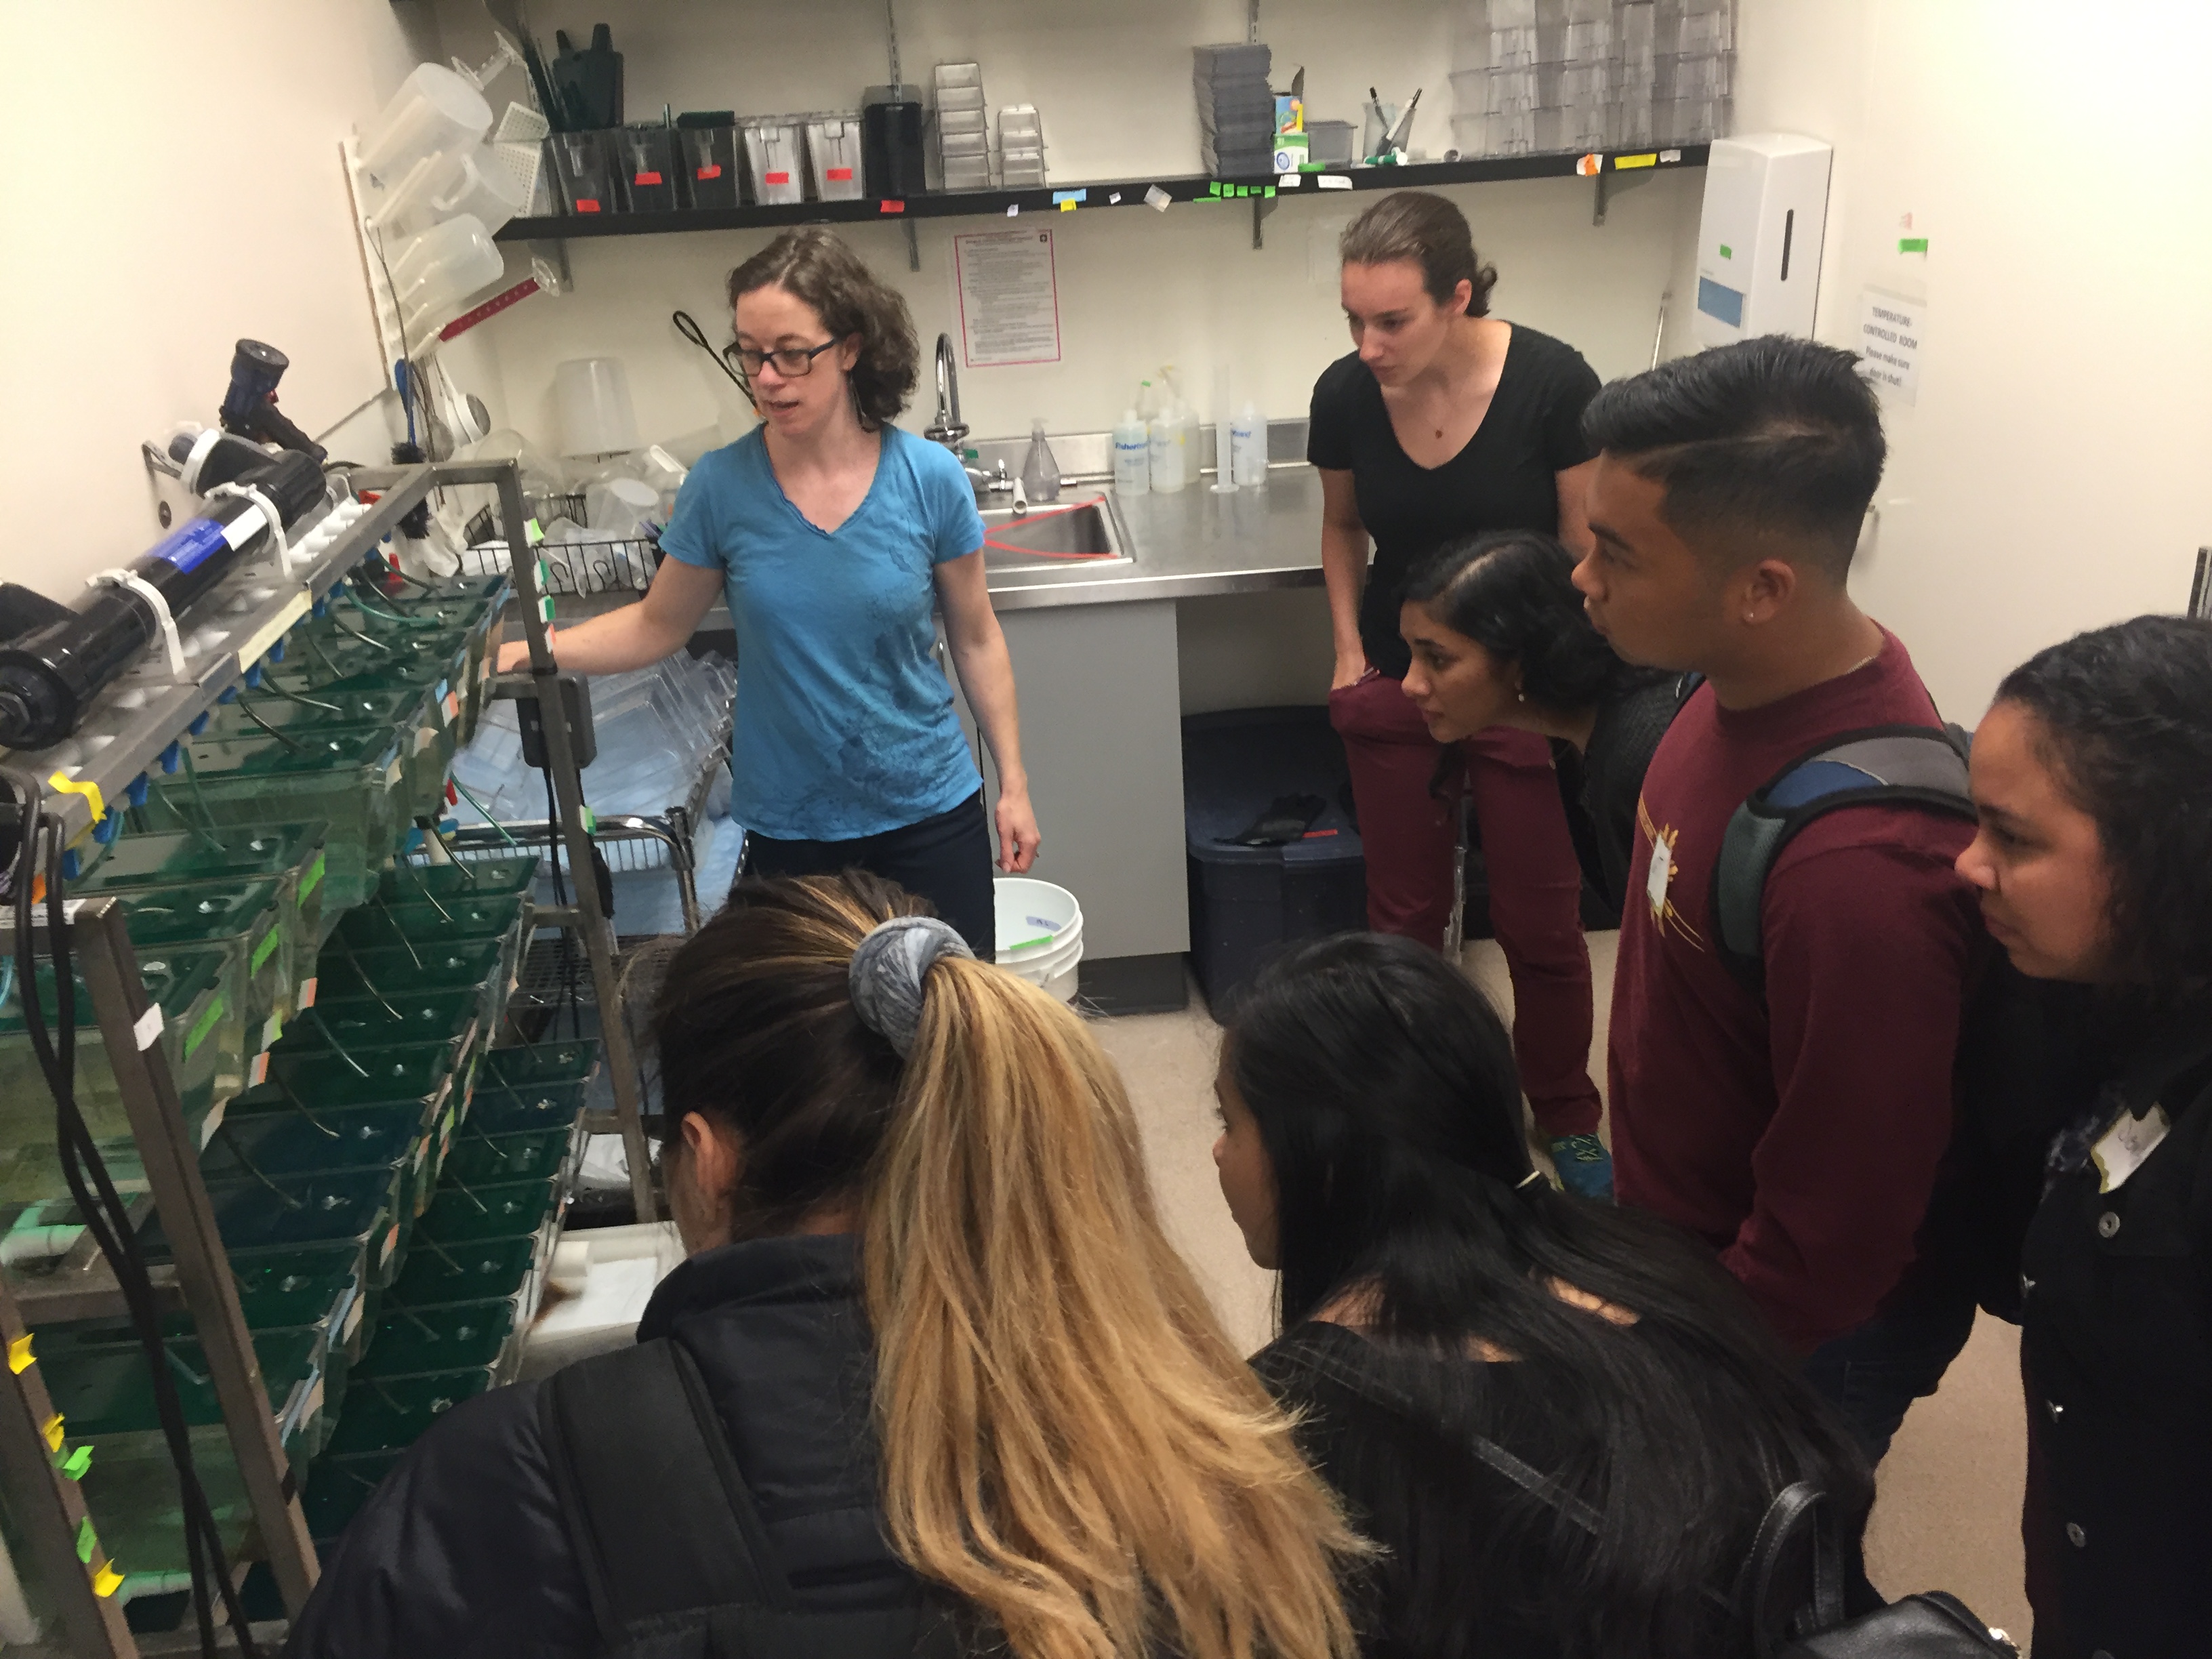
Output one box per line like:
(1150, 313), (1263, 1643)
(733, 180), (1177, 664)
(356, 62), (495, 185)
(388, 214), (505, 337)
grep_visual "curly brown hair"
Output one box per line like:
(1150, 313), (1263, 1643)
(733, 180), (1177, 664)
(726, 229), (918, 429)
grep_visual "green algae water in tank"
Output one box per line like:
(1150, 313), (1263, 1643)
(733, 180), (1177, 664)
(118, 877), (291, 1027)
(71, 823), (330, 984)
(0, 946), (235, 1198)
(146, 730), (408, 914)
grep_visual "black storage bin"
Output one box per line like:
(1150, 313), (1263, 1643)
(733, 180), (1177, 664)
(613, 123), (678, 211)
(676, 115), (738, 209)
(1184, 708), (1366, 1014)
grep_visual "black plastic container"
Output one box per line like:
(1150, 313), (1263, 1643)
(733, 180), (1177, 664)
(861, 85), (926, 197)
(676, 114), (738, 209)
(613, 123), (677, 212)
(1182, 708), (1367, 1015)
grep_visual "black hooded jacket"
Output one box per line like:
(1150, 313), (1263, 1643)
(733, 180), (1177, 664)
(284, 1235), (923, 1659)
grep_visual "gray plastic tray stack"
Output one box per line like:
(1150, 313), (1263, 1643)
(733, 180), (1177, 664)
(1195, 43), (1274, 177)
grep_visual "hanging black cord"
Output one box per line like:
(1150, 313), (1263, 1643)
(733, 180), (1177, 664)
(543, 768), (581, 1041)
(7, 778), (262, 1657)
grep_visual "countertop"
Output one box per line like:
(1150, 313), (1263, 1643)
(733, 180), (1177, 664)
(985, 466), (1325, 613)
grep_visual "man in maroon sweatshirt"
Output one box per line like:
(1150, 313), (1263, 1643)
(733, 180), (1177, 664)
(1572, 336), (1982, 1462)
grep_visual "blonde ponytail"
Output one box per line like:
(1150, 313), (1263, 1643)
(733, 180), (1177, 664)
(866, 958), (1364, 1659)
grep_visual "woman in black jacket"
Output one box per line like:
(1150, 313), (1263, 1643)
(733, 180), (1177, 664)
(287, 873), (1360, 1659)
(1954, 615), (2212, 1659)
(1210, 932), (1872, 1659)
(1398, 529), (1679, 919)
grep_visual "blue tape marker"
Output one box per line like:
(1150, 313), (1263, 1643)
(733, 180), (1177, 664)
(1051, 188), (1087, 204)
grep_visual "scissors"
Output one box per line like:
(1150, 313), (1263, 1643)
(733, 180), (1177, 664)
(672, 310), (749, 390)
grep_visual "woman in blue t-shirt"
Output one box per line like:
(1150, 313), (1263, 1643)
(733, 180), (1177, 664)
(497, 228), (1038, 953)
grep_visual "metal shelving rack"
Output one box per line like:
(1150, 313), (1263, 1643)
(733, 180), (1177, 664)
(0, 458), (655, 1653)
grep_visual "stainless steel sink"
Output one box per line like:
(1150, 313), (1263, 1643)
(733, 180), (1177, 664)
(979, 493), (1133, 573)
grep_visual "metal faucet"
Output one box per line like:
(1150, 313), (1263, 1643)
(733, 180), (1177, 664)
(925, 332), (1014, 504)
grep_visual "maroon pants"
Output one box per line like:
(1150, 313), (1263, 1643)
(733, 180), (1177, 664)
(1328, 671), (1601, 1139)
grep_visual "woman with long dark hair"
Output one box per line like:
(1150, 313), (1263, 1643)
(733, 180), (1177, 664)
(1954, 615), (2212, 1658)
(1399, 529), (1679, 922)
(1212, 933), (1872, 1658)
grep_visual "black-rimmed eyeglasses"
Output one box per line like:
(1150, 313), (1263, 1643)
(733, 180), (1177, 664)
(732, 340), (841, 380)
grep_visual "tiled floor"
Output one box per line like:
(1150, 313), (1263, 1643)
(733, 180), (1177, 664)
(1091, 932), (2032, 1645)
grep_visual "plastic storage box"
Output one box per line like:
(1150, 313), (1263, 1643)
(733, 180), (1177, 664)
(1182, 708), (1366, 1014)
(119, 877), (293, 1028)
(73, 823), (329, 972)
(613, 123), (678, 211)
(804, 113), (864, 200)
(740, 119), (804, 205)
(676, 114), (739, 208)
(548, 129), (615, 214)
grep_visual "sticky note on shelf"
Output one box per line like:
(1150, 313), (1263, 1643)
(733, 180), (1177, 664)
(41, 1414), (64, 1453)
(1317, 174), (1353, 190)
(1614, 152), (1658, 170)
(75, 1519), (96, 1563)
(1899, 237), (1929, 253)
(61, 1445), (91, 1479)
(1108, 191), (1122, 203)
(1006, 203), (1019, 217)
(1059, 199), (1076, 211)
(1051, 189), (1086, 204)
(1145, 184), (1171, 211)
(7, 1334), (33, 1374)
(93, 1562), (123, 1597)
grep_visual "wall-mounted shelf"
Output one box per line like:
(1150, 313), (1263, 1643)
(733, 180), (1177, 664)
(493, 144), (1711, 243)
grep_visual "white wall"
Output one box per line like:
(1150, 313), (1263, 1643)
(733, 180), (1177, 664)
(0, 2), (470, 590)
(1733, 0), (2212, 718)
(434, 0), (1698, 457)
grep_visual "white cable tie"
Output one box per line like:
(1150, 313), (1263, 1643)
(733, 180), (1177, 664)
(205, 480), (295, 573)
(85, 568), (187, 678)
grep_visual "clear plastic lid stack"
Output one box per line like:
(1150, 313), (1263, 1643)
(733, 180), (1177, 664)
(998, 104), (1047, 188)
(933, 63), (993, 192)
(1448, 0), (1729, 157)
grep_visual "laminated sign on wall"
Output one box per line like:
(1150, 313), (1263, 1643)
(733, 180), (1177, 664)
(1858, 289), (1925, 404)
(954, 228), (1062, 368)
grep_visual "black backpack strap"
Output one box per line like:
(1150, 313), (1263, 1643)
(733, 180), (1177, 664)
(541, 1336), (794, 1643)
(1734, 1483), (1846, 1658)
(1711, 723), (1977, 988)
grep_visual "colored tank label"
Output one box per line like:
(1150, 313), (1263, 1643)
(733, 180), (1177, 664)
(146, 517), (231, 576)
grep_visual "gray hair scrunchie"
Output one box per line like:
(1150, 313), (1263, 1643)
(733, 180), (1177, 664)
(848, 916), (975, 1059)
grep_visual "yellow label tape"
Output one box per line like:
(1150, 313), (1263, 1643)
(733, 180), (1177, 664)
(1613, 151), (1659, 170)
(93, 1561), (123, 1597)
(47, 772), (104, 825)
(7, 1334), (32, 1374)
(41, 1414), (64, 1454)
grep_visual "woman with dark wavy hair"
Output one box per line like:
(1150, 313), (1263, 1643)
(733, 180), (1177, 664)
(1954, 614), (2212, 1659)
(1399, 529), (1678, 920)
(499, 228), (1037, 951)
(1212, 932), (1872, 1658)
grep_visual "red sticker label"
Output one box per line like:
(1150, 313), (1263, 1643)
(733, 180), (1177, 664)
(576, 199), (601, 212)
(697, 163), (722, 180)
(827, 167), (853, 181)
(634, 170), (663, 186)
(764, 170), (790, 184)
(879, 199), (905, 213)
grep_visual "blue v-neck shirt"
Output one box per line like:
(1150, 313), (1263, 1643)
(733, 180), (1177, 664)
(659, 424), (987, 840)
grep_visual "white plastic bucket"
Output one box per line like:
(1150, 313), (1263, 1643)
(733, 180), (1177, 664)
(994, 877), (1083, 1003)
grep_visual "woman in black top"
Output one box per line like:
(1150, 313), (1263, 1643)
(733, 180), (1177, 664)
(1953, 616), (2212, 1659)
(1399, 531), (1679, 922)
(1210, 932), (1872, 1659)
(1312, 192), (1609, 1194)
